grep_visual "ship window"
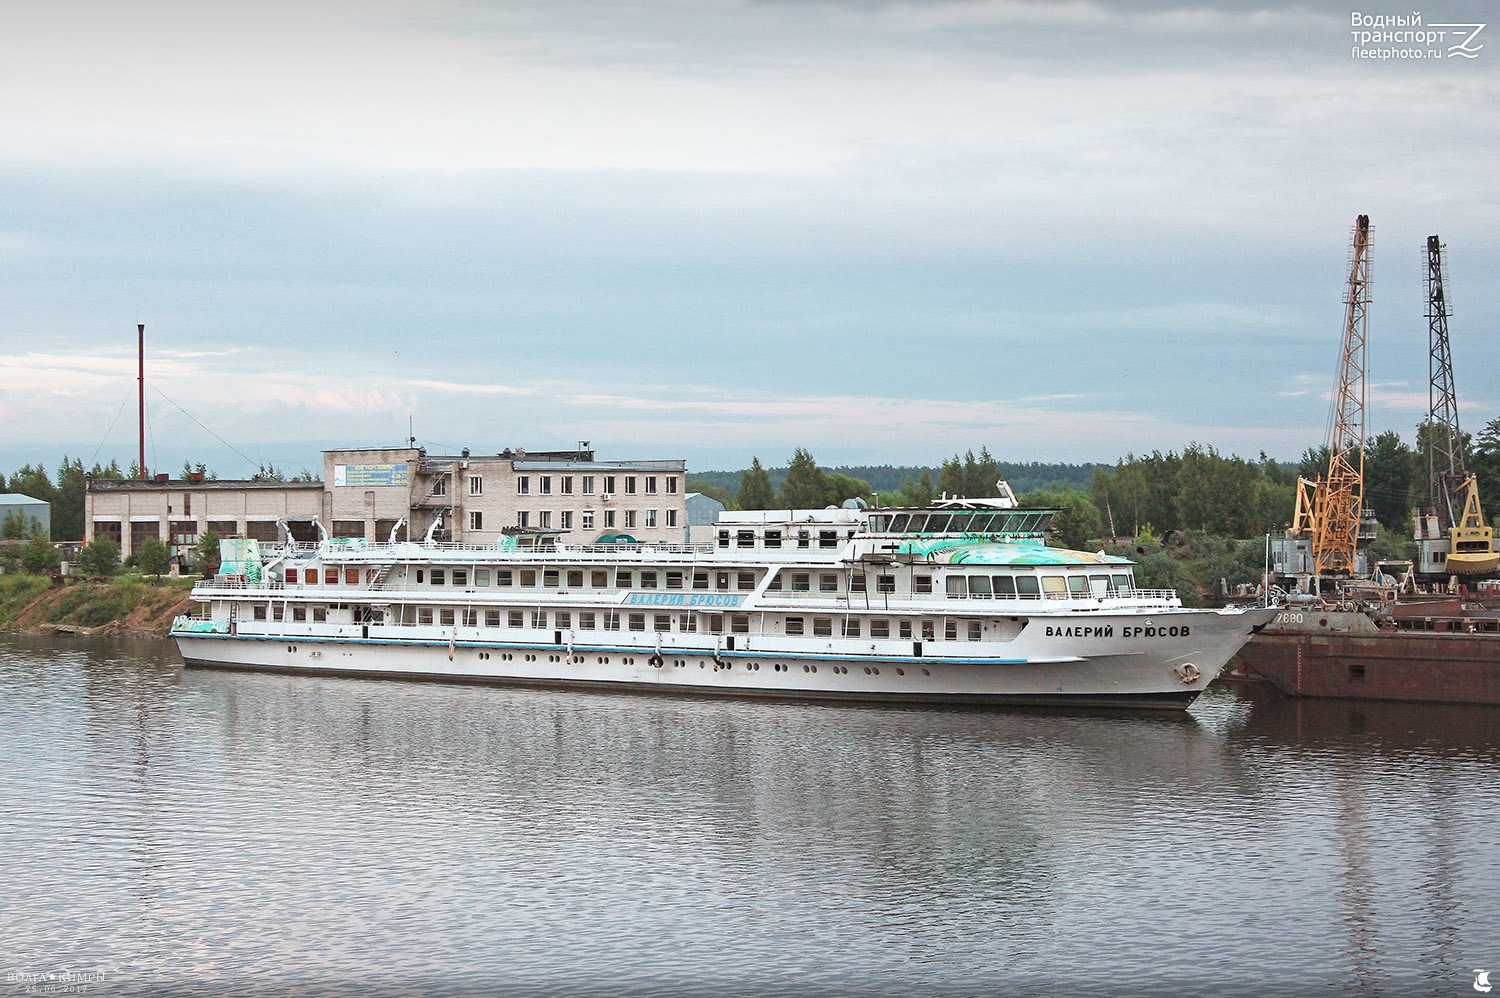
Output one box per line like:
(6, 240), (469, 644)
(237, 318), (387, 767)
(666, 571), (684, 590)
(819, 530), (838, 549)
(1348, 663), (1366, 683)
(842, 618), (861, 637)
(345, 568), (359, 586)
(820, 574), (837, 592)
(533, 610), (548, 628)
(993, 575), (1016, 597)
(731, 614), (750, 634)
(313, 607), (327, 623)
(469, 568), (488, 587)
(968, 620), (982, 641)
(431, 569), (445, 585)
(876, 575), (895, 594)
(888, 514), (910, 533)
(324, 568), (338, 585)
(485, 610), (501, 627)
(946, 576), (967, 597)
(604, 612), (621, 631)
(1016, 576), (1041, 599)
(629, 613), (646, 631)
(767, 575), (782, 591)
(764, 530), (782, 549)
(556, 611), (572, 629)
(792, 573), (810, 592)
(705, 613), (723, 633)
(679, 613), (696, 632)
(592, 571), (609, 588)
(416, 608), (432, 624)
(849, 574), (866, 593)
(737, 530), (755, 548)
(293, 607), (307, 622)
(717, 572), (730, 590)
(415, 570), (424, 584)
(905, 515), (928, 533)
(521, 570), (537, 587)
(654, 613), (671, 631)
(871, 619), (890, 638)
(509, 610), (524, 627)
(786, 616), (805, 635)
(797, 530), (810, 549)
(899, 620), (913, 639)
(968, 575), (991, 597)
(463, 608), (477, 627)
(718, 530), (731, 549)
(739, 572), (756, 591)
(922, 620), (936, 641)
(693, 571), (709, 590)
(285, 570), (297, 585)
(1068, 576), (1089, 597)
(543, 570), (559, 587)
(1111, 573), (1132, 594)
(1042, 576), (1068, 599)
(616, 571), (633, 588)
(567, 571), (583, 588)
(1088, 575), (1109, 597)
(497, 570), (513, 587)
(914, 575), (933, 594)
(641, 571), (658, 589)
(441, 609), (456, 626)
(926, 515), (951, 533)
(944, 619), (957, 641)
(813, 617), (832, 636)
(273, 605), (284, 621)
(579, 611), (596, 630)
(305, 569), (318, 585)
(253, 606), (267, 621)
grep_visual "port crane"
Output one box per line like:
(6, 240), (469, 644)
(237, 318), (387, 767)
(1291, 214), (1371, 580)
(1416, 235), (1497, 577)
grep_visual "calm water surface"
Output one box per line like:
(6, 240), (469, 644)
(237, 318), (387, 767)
(2, 633), (1497, 996)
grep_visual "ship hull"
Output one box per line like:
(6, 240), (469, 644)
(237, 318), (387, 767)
(173, 609), (1265, 710)
(1237, 610), (1500, 706)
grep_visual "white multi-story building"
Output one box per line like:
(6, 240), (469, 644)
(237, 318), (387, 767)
(86, 444), (688, 568)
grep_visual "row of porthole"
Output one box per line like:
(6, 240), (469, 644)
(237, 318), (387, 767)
(465, 649), (933, 679)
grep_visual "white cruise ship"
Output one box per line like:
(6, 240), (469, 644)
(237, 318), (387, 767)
(171, 498), (1274, 709)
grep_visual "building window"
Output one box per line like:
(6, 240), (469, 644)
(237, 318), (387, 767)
(666, 509), (677, 528)
(624, 510), (636, 530)
(667, 477), (678, 494)
(539, 511), (552, 529)
(469, 476), (483, 496)
(517, 511), (530, 528)
(469, 511), (483, 530)
(432, 476), (448, 497)
(645, 509), (657, 528)
(582, 476), (595, 495)
(604, 510), (616, 529)
(540, 476), (552, 495)
(331, 520), (363, 539)
(604, 476), (616, 495)
(560, 476), (573, 495)
(516, 476), (530, 495)
(582, 510), (595, 530)
(625, 476), (637, 495)
(645, 476), (657, 495)
(208, 519), (238, 537)
(561, 511), (573, 530)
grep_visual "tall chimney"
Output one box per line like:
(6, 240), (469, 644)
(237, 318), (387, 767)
(138, 323), (146, 479)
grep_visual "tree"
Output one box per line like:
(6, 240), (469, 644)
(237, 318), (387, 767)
(736, 458), (776, 510)
(54, 457), (86, 541)
(193, 530), (222, 578)
(20, 534), (60, 575)
(1021, 487), (1104, 551)
(75, 538), (121, 577)
(133, 536), (172, 583)
(780, 448), (826, 508)
(937, 456), (965, 498)
(1363, 429), (1416, 531)
(964, 447), (1001, 498)
(823, 472), (872, 507)
(1474, 416), (1500, 524)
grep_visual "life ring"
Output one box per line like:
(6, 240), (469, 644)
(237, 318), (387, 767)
(1176, 663), (1201, 684)
(649, 653), (665, 669)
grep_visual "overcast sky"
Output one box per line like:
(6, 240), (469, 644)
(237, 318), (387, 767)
(2, 0), (1497, 478)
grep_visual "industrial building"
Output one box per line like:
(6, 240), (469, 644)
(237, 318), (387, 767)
(0, 494), (52, 538)
(86, 444), (689, 568)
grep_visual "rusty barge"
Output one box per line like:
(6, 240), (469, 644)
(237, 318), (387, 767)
(1235, 599), (1500, 706)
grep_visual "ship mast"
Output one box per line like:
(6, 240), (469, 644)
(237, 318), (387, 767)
(1309, 214), (1370, 578)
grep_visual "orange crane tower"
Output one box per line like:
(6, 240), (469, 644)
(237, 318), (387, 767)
(1294, 214), (1370, 578)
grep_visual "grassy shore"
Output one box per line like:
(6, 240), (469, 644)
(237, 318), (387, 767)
(0, 574), (195, 637)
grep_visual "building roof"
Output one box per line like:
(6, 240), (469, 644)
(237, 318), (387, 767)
(0, 493), (50, 507)
(86, 478), (323, 491)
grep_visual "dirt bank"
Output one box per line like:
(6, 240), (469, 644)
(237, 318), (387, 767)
(6, 579), (195, 638)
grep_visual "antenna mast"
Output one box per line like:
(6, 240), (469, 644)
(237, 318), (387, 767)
(138, 323), (147, 479)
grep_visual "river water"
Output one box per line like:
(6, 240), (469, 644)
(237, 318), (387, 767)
(2, 634), (1497, 997)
